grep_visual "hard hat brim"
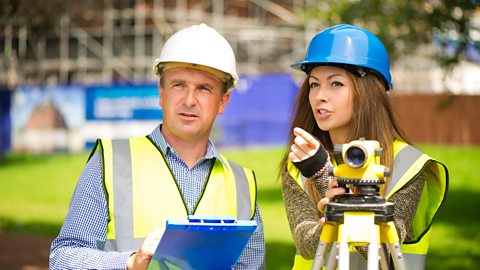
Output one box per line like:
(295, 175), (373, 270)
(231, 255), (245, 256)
(154, 60), (238, 91)
(290, 60), (392, 90)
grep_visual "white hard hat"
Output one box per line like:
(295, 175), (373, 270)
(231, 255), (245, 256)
(153, 23), (238, 91)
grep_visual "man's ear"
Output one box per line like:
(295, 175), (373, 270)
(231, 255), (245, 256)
(218, 91), (231, 115)
(158, 83), (163, 107)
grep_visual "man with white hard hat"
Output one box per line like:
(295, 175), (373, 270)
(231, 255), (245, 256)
(50, 23), (266, 270)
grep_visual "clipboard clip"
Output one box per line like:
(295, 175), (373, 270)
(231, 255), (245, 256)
(187, 215), (237, 224)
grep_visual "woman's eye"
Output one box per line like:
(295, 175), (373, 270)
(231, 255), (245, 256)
(309, 82), (319, 88)
(331, 81), (344, 87)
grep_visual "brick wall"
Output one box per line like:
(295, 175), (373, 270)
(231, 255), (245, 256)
(390, 94), (480, 145)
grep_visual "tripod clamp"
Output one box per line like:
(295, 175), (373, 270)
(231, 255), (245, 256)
(311, 195), (406, 270)
(326, 194), (394, 223)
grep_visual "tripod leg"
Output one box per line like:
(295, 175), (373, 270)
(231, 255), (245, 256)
(311, 240), (330, 270)
(388, 243), (407, 270)
(367, 242), (379, 270)
(325, 243), (338, 270)
(312, 222), (338, 270)
(379, 244), (390, 270)
(337, 241), (350, 270)
(380, 222), (407, 270)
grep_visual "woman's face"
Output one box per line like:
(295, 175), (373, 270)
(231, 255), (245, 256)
(308, 65), (355, 143)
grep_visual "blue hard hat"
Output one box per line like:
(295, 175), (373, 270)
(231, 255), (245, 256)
(291, 24), (392, 90)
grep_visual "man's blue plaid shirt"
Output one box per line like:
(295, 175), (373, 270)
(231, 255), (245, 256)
(50, 125), (265, 269)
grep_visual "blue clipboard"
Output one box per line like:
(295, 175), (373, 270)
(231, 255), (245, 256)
(147, 215), (257, 270)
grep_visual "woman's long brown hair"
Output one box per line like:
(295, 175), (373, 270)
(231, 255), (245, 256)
(279, 69), (410, 186)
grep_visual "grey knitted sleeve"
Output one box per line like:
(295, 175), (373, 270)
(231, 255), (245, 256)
(281, 159), (333, 259)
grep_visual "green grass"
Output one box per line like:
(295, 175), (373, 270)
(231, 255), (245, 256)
(0, 153), (86, 235)
(417, 145), (480, 269)
(1, 145), (479, 269)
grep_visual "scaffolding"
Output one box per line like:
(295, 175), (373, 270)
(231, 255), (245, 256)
(1, 0), (319, 86)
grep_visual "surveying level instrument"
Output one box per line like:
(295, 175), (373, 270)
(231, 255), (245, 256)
(311, 138), (407, 270)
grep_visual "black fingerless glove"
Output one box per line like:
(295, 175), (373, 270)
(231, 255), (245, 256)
(292, 144), (329, 178)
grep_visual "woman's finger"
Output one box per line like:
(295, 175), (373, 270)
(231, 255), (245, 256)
(325, 187), (346, 200)
(290, 141), (314, 162)
(289, 151), (301, 163)
(293, 127), (320, 148)
(293, 136), (317, 157)
(317, 197), (329, 214)
(289, 144), (306, 161)
(318, 186), (346, 214)
(319, 216), (327, 224)
(329, 179), (339, 189)
(293, 138), (318, 161)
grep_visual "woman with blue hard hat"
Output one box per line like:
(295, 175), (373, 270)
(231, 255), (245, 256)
(279, 24), (448, 269)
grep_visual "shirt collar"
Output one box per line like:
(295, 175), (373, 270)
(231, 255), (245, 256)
(149, 125), (229, 169)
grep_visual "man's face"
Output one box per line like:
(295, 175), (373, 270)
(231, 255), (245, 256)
(159, 67), (230, 144)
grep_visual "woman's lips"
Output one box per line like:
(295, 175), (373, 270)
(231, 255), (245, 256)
(316, 109), (331, 120)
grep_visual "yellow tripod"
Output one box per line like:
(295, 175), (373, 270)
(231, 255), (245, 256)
(311, 200), (407, 270)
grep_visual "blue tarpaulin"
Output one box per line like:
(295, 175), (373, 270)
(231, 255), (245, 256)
(218, 73), (298, 147)
(0, 89), (12, 155)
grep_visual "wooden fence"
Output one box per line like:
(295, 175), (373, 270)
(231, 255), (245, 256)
(390, 94), (480, 145)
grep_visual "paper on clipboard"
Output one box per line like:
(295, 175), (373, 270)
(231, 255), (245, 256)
(147, 215), (257, 270)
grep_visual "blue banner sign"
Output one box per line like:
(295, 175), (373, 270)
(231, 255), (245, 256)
(86, 85), (162, 120)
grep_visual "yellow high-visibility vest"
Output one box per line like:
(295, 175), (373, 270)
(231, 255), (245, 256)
(92, 137), (257, 252)
(290, 140), (448, 270)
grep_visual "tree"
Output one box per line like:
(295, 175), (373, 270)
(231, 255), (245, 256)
(0, 0), (67, 36)
(297, 0), (479, 69)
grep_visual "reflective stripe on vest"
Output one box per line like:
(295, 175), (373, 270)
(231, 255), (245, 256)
(289, 140), (448, 269)
(96, 137), (256, 252)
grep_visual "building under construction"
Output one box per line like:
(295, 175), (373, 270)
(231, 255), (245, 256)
(1, 0), (318, 86)
(2, 1), (480, 152)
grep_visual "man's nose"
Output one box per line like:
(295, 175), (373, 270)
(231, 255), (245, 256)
(184, 88), (197, 106)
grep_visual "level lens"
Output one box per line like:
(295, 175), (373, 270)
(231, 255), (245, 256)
(345, 145), (366, 168)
